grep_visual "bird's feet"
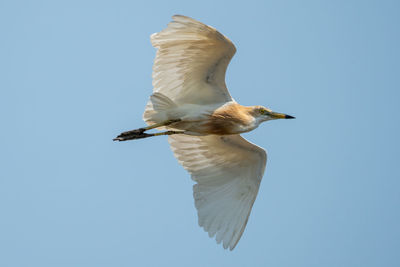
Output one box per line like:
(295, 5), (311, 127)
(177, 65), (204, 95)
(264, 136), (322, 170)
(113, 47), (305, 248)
(113, 128), (152, 141)
(114, 119), (184, 141)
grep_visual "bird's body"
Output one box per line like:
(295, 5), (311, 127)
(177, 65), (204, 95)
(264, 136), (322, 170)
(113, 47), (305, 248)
(147, 99), (259, 135)
(114, 15), (294, 250)
(192, 102), (258, 135)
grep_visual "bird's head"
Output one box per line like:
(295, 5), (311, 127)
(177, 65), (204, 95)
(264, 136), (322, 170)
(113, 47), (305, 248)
(251, 106), (295, 123)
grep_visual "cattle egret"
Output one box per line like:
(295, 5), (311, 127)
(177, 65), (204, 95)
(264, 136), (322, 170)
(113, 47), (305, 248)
(114, 15), (294, 250)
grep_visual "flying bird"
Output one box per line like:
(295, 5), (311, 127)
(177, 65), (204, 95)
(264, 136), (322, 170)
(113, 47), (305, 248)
(114, 15), (294, 250)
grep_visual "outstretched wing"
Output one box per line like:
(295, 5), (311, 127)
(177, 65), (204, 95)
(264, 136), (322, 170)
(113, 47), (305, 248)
(168, 134), (267, 250)
(150, 15), (236, 105)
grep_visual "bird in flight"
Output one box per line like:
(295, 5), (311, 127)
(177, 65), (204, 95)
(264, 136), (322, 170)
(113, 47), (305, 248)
(114, 15), (294, 250)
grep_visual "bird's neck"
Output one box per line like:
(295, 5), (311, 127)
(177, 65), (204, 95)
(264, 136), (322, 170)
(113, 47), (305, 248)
(209, 103), (258, 134)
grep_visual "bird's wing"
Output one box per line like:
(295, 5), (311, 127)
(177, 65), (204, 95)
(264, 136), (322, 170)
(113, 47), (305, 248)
(150, 15), (236, 105)
(168, 134), (267, 250)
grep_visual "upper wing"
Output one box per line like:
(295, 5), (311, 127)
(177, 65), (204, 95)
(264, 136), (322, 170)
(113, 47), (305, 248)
(151, 15), (236, 105)
(168, 134), (267, 250)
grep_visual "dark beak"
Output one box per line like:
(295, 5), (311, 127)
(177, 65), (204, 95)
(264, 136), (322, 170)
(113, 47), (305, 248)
(270, 112), (296, 119)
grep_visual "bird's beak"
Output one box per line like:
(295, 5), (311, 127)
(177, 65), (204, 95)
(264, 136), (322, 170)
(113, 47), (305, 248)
(269, 111), (295, 119)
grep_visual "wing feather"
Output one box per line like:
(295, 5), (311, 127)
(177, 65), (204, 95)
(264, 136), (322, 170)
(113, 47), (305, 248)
(168, 134), (267, 250)
(150, 15), (236, 105)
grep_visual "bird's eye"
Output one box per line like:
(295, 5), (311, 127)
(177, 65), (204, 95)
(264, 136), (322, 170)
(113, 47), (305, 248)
(259, 108), (267, 115)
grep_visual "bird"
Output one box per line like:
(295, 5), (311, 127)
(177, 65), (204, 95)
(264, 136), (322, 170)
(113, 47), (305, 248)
(114, 15), (294, 250)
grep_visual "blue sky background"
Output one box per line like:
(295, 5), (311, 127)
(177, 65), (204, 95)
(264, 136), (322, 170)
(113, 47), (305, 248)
(1, 1), (399, 266)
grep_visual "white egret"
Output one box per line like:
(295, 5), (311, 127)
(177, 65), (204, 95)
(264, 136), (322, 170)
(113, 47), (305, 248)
(114, 15), (294, 250)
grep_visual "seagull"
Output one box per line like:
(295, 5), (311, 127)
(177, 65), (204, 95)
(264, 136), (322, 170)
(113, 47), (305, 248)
(114, 15), (294, 250)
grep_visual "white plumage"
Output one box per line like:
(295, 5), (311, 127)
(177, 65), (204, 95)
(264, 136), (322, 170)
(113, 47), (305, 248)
(145, 15), (266, 250)
(115, 15), (294, 250)
(169, 134), (266, 250)
(143, 15), (235, 124)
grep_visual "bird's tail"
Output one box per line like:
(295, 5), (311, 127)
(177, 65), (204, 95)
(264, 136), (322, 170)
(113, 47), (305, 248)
(143, 92), (177, 126)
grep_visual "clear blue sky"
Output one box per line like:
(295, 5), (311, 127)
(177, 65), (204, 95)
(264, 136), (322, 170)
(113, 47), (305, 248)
(1, 1), (399, 266)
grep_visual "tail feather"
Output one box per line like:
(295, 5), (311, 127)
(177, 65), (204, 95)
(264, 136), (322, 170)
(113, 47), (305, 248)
(143, 92), (177, 125)
(150, 93), (177, 110)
